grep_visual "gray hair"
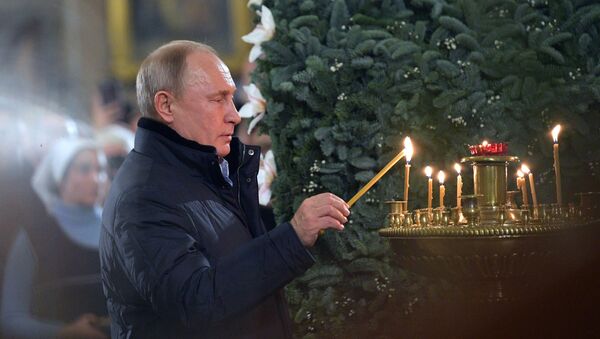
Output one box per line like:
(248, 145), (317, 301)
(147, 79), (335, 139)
(136, 40), (216, 119)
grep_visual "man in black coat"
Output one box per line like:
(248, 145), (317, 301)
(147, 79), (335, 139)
(99, 40), (350, 338)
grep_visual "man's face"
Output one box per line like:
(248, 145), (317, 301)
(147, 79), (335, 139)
(170, 52), (241, 157)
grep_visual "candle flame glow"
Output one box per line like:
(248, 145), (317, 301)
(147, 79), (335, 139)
(454, 163), (461, 174)
(482, 140), (488, 147)
(551, 124), (561, 143)
(438, 171), (445, 184)
(517, 170), (524, 178)
(404, 137), (413, 162)
(425, 166), (433, 178)
(521, 164), (530, 174)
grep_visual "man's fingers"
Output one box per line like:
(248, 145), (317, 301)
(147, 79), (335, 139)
(293, 193), (350, 244)
(319, 216), (345, 231)
(314, 205), (348, 224)
(309, 193), (350, 215)
(334, 197), (350, 216)
(311, 193), (347, 207)
(324, 193), (350, 212)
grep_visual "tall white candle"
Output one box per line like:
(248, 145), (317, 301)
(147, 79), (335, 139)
(403, 137), (413, 205)
(517, 170), (528, 206)
(551, 125), (562, 206)
(438, 171), (446, 209)
(454, 163), (462, 208)
(425, 166), (433, 215)
(521, 164), (538, 218)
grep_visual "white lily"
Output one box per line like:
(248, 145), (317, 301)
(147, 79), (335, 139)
(247, 0), (263, 7)
(239, 84), (266, 134)
(241, 5), (275, 62)
(258, 150), (277, 206)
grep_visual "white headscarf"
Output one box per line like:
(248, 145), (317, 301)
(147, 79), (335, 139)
(31, 138), (99, 211)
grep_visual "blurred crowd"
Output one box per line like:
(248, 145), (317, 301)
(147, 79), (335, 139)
(0, 83), (137, 339)
(0, 76), (276, 338)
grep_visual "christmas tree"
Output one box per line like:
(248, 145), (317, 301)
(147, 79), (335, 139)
(245, 0), (600, 337)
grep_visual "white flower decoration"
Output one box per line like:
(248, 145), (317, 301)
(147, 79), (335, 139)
(239, 84), (266, 134)
(241, 5), (275, 62)
(258, 150), (277, 206)
(247, 0), (263, 7)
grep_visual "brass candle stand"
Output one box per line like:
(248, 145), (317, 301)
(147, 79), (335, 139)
(382, 155), (595, 234)
(378, 152), (600, 337)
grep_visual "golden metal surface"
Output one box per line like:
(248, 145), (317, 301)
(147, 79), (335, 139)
(461, 156), (520, 163)
(385, 200), (407, 214)
(379, 224), (565, 237)
(461, 156), (519, 214)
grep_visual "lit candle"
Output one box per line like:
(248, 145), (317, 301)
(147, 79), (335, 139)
(403, 137), (413, 205)
(454, 163), (462, 208)
(425, 166), (433, 215)
(521, 164), (538, 218)
(517, 170), (528, 206)
(347, 150), (406, 208)
(438, 170), (446, 209)
(320, 149), (407, 236)
(551, 125), (562, 206)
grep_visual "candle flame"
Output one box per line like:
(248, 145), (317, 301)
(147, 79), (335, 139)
(482, 140), (488, 146)
(517, 170), (524, 178)
(404, 137), (413, 162)
(425, 166), (433, 178)
(438, 170), (445, 184)
(521, 164), (530, 174)
(454, 163), (461, 174)
(551, 124), (561, 143)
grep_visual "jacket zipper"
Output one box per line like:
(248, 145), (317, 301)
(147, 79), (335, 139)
(236, 144), (249, 226)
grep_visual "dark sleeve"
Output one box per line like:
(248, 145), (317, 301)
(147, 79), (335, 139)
(112, 191), (314, 328)
(259, 205), (277, 232)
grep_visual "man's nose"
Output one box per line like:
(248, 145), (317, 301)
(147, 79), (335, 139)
(227, 99), (242, 125)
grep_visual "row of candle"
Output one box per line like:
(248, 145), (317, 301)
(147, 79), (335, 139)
(409, 163), (460, 211)
(400, 124), (563, 212)
(516, 124), (562, 213)
(404, 160), (553, 211)
(404, 161), (543, 212)
(345, 125), (562, 211)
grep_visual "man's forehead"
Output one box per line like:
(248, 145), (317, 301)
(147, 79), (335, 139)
(185, 53), (235, 88)
(216, 59), (235, 87)
(185, 68), (209, 88)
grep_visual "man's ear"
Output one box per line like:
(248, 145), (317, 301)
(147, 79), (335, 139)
(154, 91), (175, 124)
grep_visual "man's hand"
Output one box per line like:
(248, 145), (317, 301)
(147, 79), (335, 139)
(290, 193), (350, 247)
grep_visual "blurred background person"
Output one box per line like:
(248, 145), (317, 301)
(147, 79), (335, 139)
(1, 138), (109, 339)
(95, 124), (134, 205)
(90, 78), (138, 205)
(0, 106), (71, 321)
(91, 78), (141, 134)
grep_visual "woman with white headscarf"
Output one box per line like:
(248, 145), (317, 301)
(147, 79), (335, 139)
(1, 138), (109, 339)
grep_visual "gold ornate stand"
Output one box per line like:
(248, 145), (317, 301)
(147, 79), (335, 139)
(378, 155), (600, 337)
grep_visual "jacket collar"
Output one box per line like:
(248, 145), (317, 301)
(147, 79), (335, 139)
(134, 118), (259, 183)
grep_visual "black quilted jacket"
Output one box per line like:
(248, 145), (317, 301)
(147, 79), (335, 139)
(100, 118), (314, 338)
